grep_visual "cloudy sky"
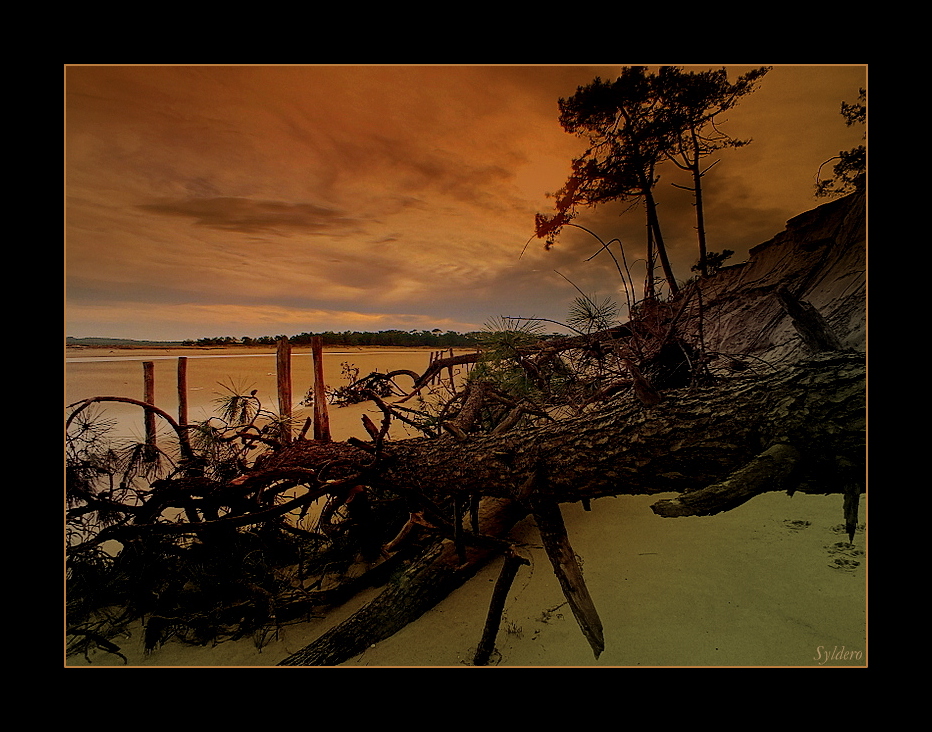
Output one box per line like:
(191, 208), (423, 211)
(65, 64), (866, 341)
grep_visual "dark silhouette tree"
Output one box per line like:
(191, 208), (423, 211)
(816, 88), (866, 198)
(654, 66), (770, 277)
(537, 67), (680, 300)
(537, 66), (771, 292)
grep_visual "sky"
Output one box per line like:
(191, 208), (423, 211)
(65, 64), (867, 342)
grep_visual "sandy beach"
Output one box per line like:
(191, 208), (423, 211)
(67, 345), (866, 668)
(70, 490), (866, 668)
(66, 65), (867, 669)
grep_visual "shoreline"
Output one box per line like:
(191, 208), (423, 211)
(66, 344), (459, 360)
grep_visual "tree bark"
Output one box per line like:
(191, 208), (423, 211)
(277, 497), (528, 666)
(473, 548), (530, 666)
(267, 352), (863, 509)
(270, 351), (863, 665)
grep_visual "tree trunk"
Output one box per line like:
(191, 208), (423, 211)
(284, 353), (862, 509)
(643, 186), (679, 297)
(271, 351), (864, 665)
(690, 144), (709, 278)
(277, 497), (528, 666)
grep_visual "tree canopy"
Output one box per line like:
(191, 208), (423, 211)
(654, 66), (769, 276)
(182, 329), (483, 349)
(536, 66), (769, 290)
(816, 88), (866, 198)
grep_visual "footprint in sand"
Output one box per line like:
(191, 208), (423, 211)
(826, 541), (864, 572)
(783, 519), (812, 531)
(828, 557), (861, 572)
(832, 523), (866, 537)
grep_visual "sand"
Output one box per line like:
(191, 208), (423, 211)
(70, 491), (866, 668)
(67, 346), (867, 668)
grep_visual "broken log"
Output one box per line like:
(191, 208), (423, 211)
(266, 352), (863, 665)
(532, 499), (604, 658)
(277, 497), (528, 666)
(473, 548), (530, 666)
(776, 286), (847, 353)
(263, 352), (864, 509)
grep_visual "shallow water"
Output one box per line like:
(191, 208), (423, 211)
(65, 347), (465, 445)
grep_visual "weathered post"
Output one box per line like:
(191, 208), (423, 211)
(277, 338), (293, 443)
(143, 361), (157, 459)
(177, 356), (188, 426)
(430, 350), (440, 386)
(311, 336), (331, 442)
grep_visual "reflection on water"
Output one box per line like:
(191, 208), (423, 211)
(65, 350), (423, 364)
(66, 349), (466, 445)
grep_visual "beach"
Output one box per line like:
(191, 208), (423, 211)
(70, 492), (866, 667)
(66, 346), (867, 668)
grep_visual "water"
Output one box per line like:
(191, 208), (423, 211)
(66, 347), (464, 447)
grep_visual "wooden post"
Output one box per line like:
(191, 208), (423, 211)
(277, 338), (292, 443)
(311, 336), (331, 442)
(431, 350), (441, 386)
(177, 356), (188, 426)
(143, 361), (157, 459)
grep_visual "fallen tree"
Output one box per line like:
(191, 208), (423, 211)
(267, 353), (864, 514)
(66, 191), (866, 666)
(273, 191), (867, 665)
(272, 350), (863, 665)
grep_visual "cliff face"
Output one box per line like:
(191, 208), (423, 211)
(699, 190), (866, 364)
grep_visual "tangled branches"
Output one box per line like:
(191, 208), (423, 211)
(65, 285), (775, 662)
(65, 386), (413, 659)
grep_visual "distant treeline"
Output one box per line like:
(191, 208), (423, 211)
(182, 329), (485, 348)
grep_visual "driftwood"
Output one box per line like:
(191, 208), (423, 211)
(271, 351), (863, 665)
(532, 500), (604, 658)
(68, 192), (866, 665)
(473, 548), (530, 666)
(265, 353), (864, 509)
(278, 497), (528, 666)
